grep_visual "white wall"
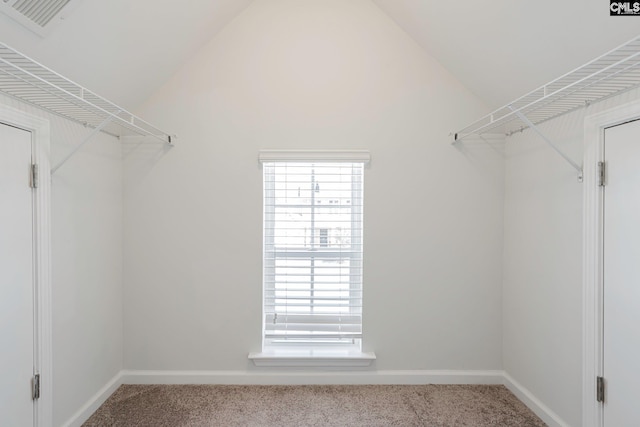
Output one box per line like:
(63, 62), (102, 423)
(124, 0), (504, 372)
(0, 94), (124, 426)
(52, 127), (123, 426)
(502, 88), (640, 426)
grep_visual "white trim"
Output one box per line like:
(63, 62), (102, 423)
(503, 372), (569, 427)
(258, 149), (371, 163)
(583, 99), (640, 427)
(122, 369), (504, 385)
(55, 369), (566, 424)
(0, 103), (52, 427)
(60, 371), (124, 427)
(248, 351), (376, 367)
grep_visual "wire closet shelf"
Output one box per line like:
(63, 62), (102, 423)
(453, 35), (640, 142)
(0, 42), (173, 144)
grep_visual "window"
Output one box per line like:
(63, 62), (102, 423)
(262, 157), (365, 351)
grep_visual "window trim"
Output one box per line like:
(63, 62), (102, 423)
(248, 348), (376, 367)
(254, 150), (374, 367)
(258, 149), (371, 164)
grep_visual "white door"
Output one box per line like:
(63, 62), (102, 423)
(0, 122), (35, 426)
(603, 118), (640, 426)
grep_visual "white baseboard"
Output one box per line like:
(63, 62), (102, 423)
(61, 371), (123, 427)
(503, 372), (569, 427)
(60, 369), (568, 427)
(121, 369), (505, 385)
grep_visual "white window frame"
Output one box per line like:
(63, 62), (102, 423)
(249, 150), (375, 367)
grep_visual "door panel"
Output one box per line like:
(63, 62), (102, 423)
(0, 122), (34, 426)
(603, 118), (640, 425)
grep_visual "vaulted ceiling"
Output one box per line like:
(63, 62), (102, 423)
(373, 0), (640, 108)
(0, 0), (254, 109)
(0, 0), (638, 111)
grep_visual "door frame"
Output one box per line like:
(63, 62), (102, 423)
(583, 99), (640, 427)
(0, 104), (52, 427)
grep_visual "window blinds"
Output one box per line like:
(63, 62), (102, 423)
(262, 159), (365, 347)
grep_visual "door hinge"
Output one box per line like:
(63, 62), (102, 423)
(596, 376), (605, 403)
(598, 161), (606, 187)
(32, 374), (40, 400)
(29, 163), (38, 189)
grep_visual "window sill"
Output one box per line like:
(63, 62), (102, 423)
(248, 349), (376, 368)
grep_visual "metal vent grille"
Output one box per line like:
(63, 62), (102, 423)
(11, 0), (71, 27)
(0, 0), (75, 35)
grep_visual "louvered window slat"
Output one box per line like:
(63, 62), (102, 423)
(262, 159), (365, 348)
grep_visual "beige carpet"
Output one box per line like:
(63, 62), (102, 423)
(83, 384), (547, 426)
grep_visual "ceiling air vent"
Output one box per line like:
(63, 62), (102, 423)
(0, 0), (79, 37)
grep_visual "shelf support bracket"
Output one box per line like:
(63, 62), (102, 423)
(51, 116), (115, 174)
(508, 106), (583, 182)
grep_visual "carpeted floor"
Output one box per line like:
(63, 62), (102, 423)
(83, 384), (547, 426)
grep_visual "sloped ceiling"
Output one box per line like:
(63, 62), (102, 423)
(0, 0), (638, 111)
(0, 0), (253, 108)
(373, 0), (640, 109)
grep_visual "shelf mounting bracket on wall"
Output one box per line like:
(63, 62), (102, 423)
(452, 35), (640, 184)
(0, 42), (175, 173)
(508, 105), (584, 182)
(51, 115), (115, 174)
